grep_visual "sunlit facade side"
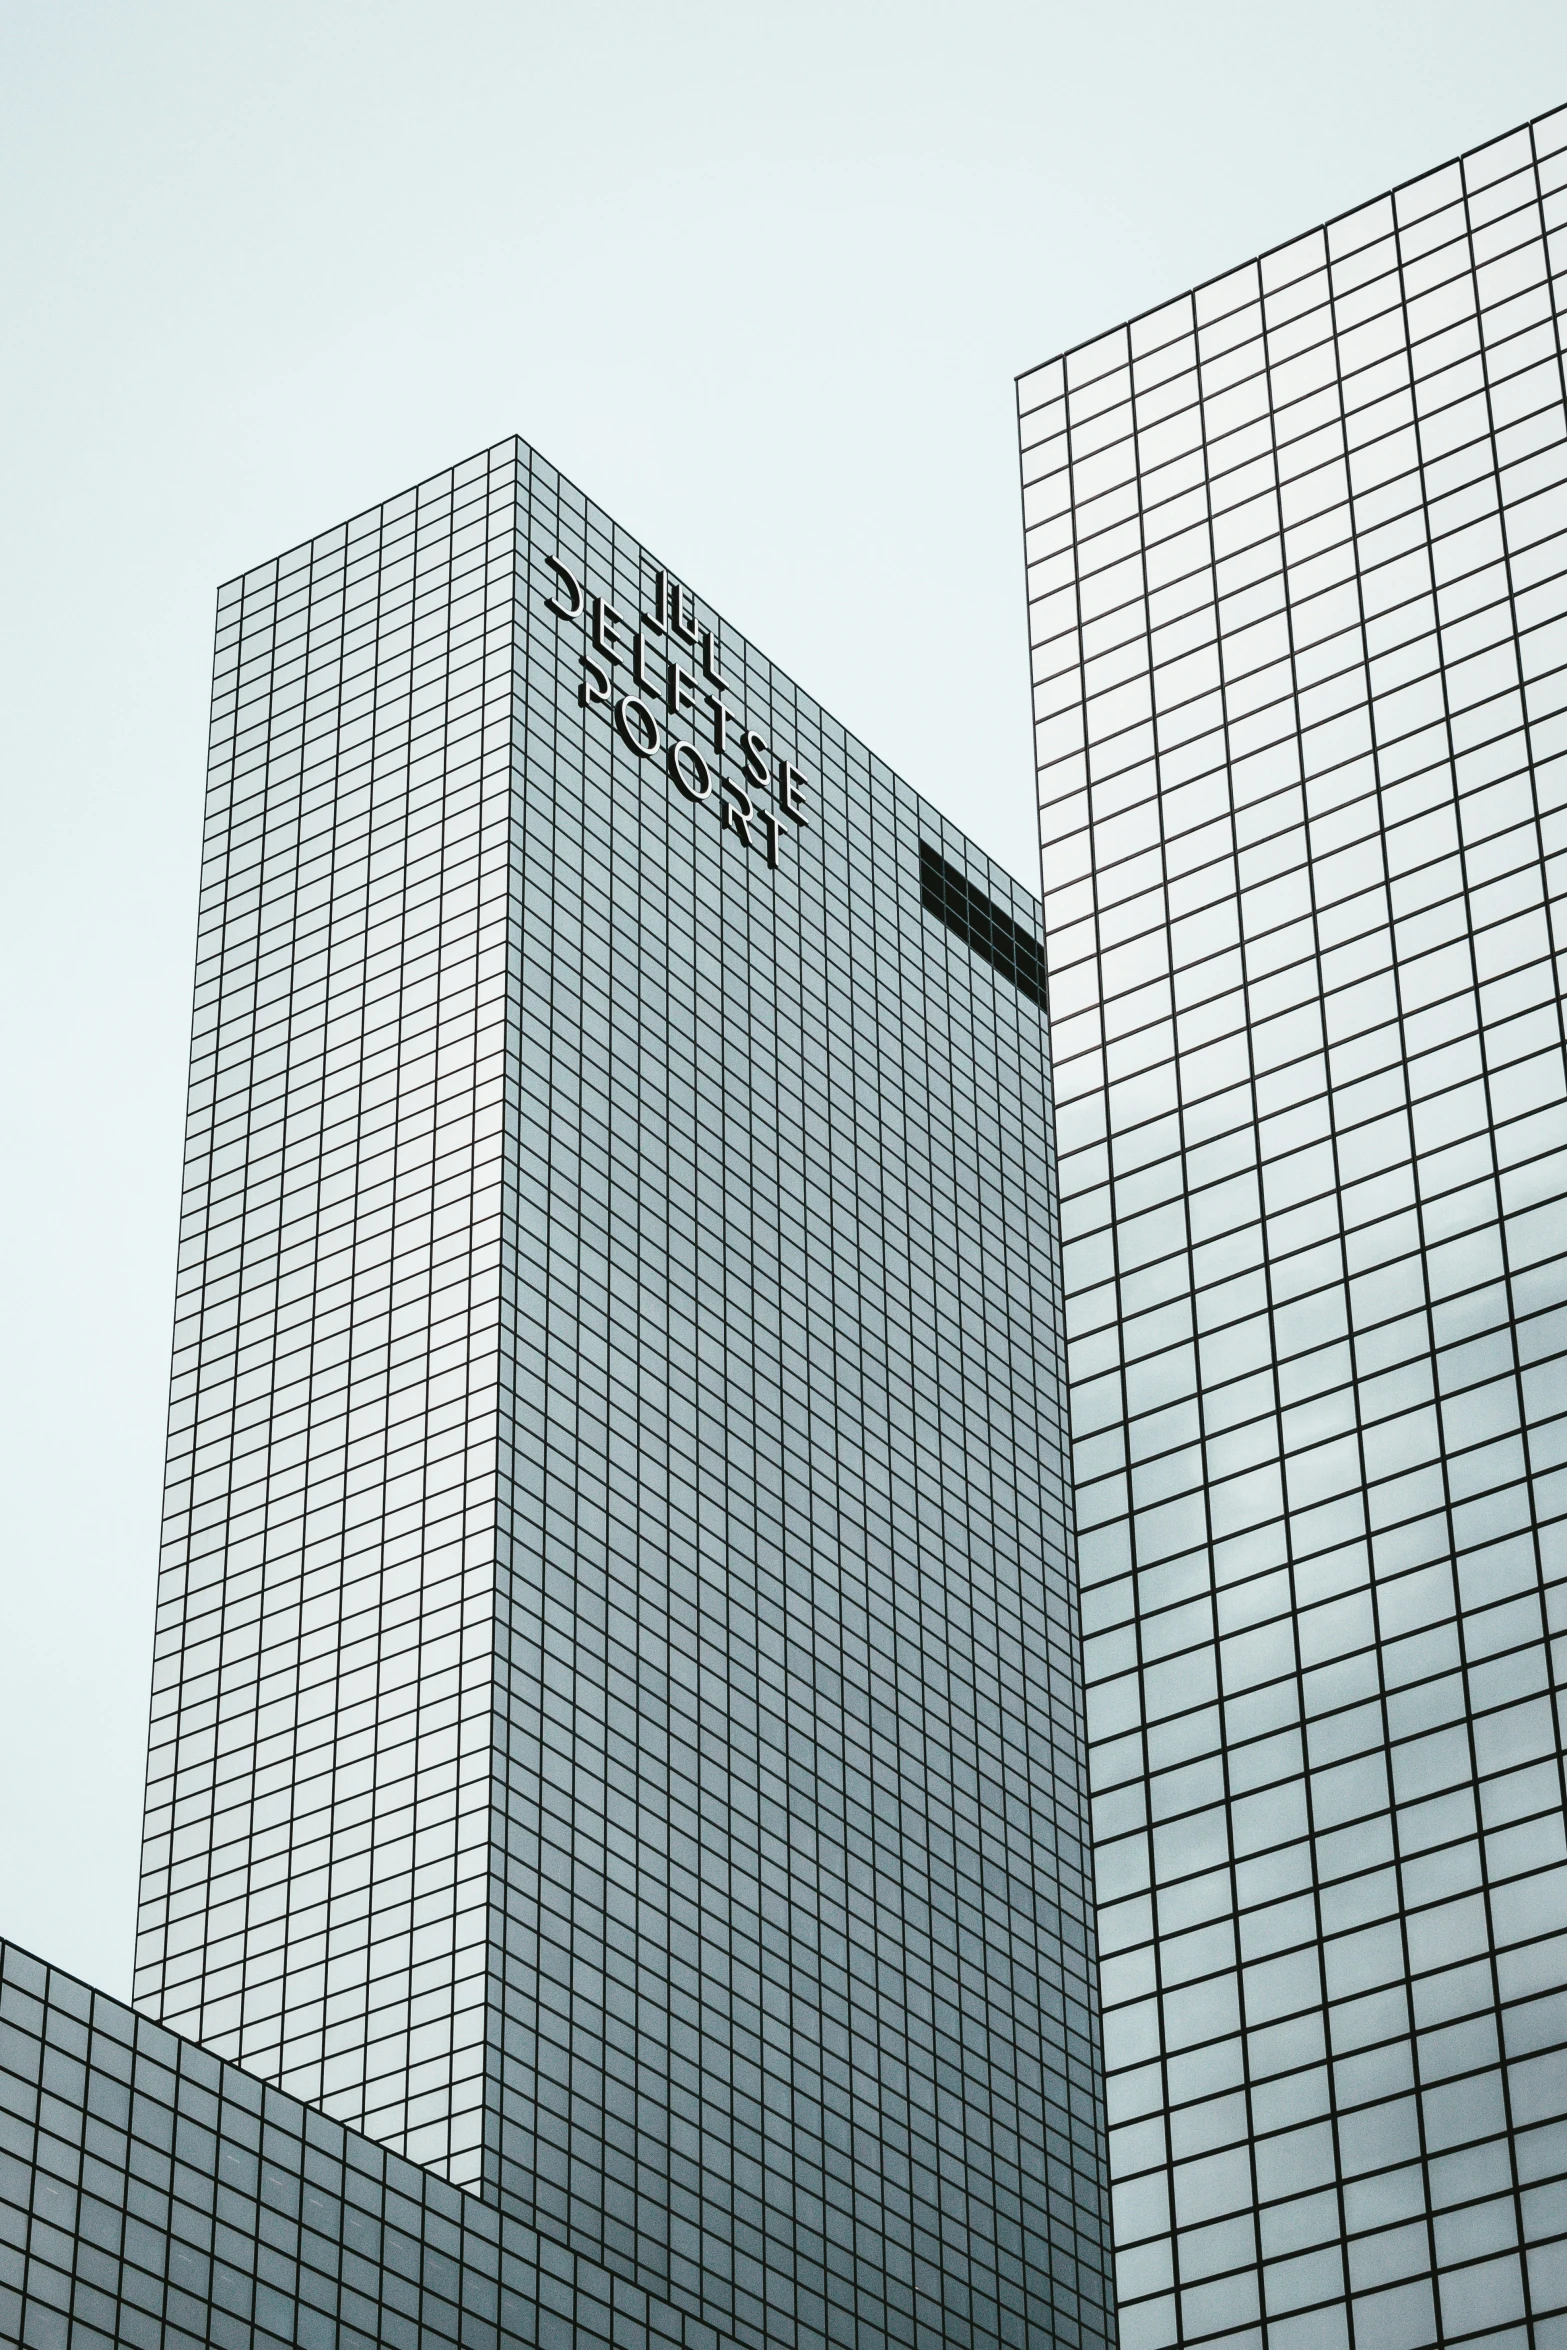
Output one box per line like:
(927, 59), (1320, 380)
(1021, 104), (1567, 2350)
(134, 452), (513, 2185)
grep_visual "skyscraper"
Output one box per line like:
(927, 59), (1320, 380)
(131, 436), (1114, 2350)
(1021, 102), (1567, 2350)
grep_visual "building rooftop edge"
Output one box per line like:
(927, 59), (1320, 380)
(208, 431), (1046, 917)
(1013, 94), (1567, 393)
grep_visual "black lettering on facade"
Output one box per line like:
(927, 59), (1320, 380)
(721, 775), (756, 848)
(778, 760), (808, 824)
(593, 596), (628, 664)
(668, 740), (713, 801)
(547, 547), (813, 867)
(706, 695), (732, 758)
(634, 629), (662, 697)
(546, 556), (584, 619)
(616, 695), (662, 756)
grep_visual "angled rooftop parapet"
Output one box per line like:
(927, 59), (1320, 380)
(0, 1932), (737, 2350)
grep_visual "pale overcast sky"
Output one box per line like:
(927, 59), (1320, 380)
(4, 0), (1566, 1996)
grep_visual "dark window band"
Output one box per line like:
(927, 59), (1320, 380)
(920, 843), (1045, 1007)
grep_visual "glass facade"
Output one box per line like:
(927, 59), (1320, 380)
(134, 437), (1114, 2350)
(135, 457), (516, 2188)
(1020, 104), (1567, 2350)
(0, 1930), (726, 2350)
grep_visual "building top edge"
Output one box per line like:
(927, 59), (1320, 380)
(1014, 96), (1567, 401)
(211, 430), (523, 600)
(207, 432), (1045, 920)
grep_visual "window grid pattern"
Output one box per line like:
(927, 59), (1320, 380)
(135, 449), (516, 2185)
(483, 456), (1110, 2350)
(919, 846), (1049, 1007)
(135, 434), (1115, 2350)
(0, 1934), (740, 2350)
(1021, 105), (1567, 2350)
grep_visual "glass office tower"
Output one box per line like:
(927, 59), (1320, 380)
(133, 435), (1114, 2350)
(1020, 103), (1567, 2350)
